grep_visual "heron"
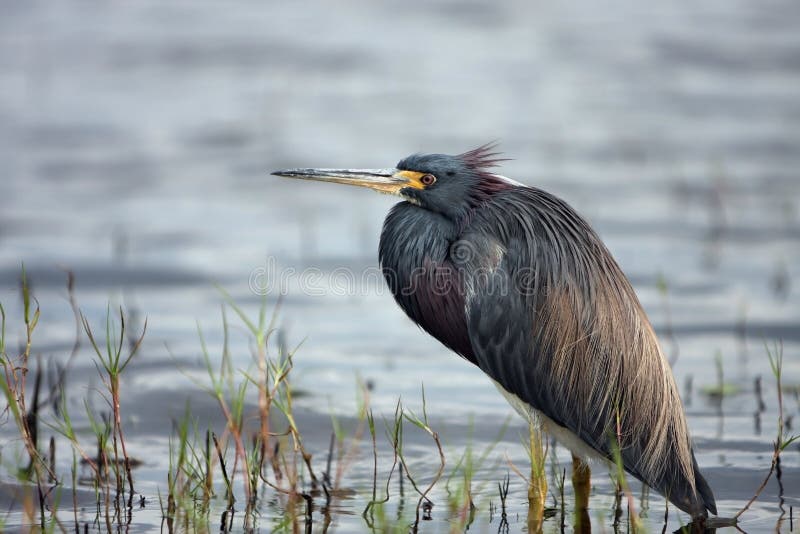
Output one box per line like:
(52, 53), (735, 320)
(272, 144), (717, 520)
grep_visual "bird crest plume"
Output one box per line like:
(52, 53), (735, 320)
(458, 142), (511, 172)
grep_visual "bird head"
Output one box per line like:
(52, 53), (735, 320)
(272, 144), (511, 221)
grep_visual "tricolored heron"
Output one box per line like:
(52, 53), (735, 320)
(273, 145), (717, 519)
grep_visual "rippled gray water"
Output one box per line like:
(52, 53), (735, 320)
(1, 1), (798, 532)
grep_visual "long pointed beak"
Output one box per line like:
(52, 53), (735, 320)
(271, 168), (422, 195)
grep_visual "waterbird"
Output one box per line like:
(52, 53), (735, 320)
(272, 144), (717, 519)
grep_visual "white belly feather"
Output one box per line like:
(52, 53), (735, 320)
(491, 378), (607, 465)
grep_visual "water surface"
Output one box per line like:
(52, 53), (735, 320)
(0, 1), (798, 532)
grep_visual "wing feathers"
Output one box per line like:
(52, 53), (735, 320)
(460, 187), (713, 516)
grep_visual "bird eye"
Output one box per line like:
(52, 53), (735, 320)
(421, 174), (436, 186)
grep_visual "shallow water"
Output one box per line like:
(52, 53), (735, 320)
(1, 0), (799, 532)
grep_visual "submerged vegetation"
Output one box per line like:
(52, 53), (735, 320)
(0, 270), (797, 532)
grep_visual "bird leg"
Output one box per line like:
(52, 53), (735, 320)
(527, 422), (548, 531)
(571, 453), (591, 532)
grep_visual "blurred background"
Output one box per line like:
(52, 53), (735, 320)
(0, 0), (798, 530)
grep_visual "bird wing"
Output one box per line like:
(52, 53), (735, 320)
(458, 187), (715, 516)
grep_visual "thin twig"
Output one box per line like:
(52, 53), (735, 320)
(212, 432), (234, 509)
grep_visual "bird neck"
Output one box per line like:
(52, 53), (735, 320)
(453, 173), (515, 229)
(378, 203), (477, 363)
